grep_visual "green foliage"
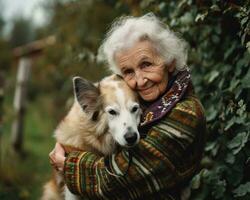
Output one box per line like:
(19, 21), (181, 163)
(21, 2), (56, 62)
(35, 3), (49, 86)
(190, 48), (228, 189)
(9, 17), (35, 48)
(33, 0), (122, 117)
(234, 182), (250, 197)
(0, 97), (56, 199)
(0, 39), (11, 71)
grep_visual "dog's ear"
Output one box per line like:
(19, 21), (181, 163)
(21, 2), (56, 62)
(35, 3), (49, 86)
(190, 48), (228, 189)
(73, 77), (101, 117)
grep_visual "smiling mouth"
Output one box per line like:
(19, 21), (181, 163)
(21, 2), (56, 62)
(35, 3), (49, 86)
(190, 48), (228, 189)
(138, 86), (154, 95)
(138, 84), (154, 92)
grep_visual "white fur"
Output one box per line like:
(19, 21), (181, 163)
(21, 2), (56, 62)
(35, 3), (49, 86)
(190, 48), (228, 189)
(98, 13), (188, 74)
(104, 82), (141, 147)
(64, 187), (80, 200)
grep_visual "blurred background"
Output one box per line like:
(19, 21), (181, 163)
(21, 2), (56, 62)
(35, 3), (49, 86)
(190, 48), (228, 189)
(0, 0), (249, 199)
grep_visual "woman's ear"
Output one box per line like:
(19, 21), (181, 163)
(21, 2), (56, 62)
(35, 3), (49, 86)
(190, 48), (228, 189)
(167, 59), (176, 73)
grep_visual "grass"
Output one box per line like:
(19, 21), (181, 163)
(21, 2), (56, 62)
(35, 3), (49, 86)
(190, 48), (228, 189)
(0, 96), (58, 200)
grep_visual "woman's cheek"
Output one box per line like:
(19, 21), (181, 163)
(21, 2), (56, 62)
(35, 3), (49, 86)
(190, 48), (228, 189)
(126, 79), (137, 90)
(147, 67), (167, 82)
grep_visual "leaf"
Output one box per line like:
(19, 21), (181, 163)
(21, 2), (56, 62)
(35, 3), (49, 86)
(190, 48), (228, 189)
(210, 5), (220, 12)
(235, 116), (245, 124)
(238, 99), (244, 107)
(195, 11), (208, 22)
(180, 12), (193, 25)
(205, 141), (217, 151)
(158, 2), (166, 11)
(211, 177), (227, 199)
(224, 43), (236, 60)
(224, 117), (235, 131)
(205, 142), (220, 157)
(228, 79), (240, 92)
(241, 68), (250, 88)
(191, 173), (201, 189)
(206, 105), (218, 122)
(247, 41), (250, 53)
(177, 0), (188, 8)
(224, 115), (245, 131)
(225, 152), (235, 164)
(233, 182), (250, 197)
(227, 132), (246, 149)
(241, 33), (246, 45)
(227, 132), (249, 155)
(208, 70), (219, 83)
(240, 16), (249, 26)
(236, 100), (246, 116)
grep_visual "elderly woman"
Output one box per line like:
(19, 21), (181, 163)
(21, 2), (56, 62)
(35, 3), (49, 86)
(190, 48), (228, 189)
(50, 13), (206, 199)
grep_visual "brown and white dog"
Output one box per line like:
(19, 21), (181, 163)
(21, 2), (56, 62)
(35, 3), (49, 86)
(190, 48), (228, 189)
(41, 75), (141, 200)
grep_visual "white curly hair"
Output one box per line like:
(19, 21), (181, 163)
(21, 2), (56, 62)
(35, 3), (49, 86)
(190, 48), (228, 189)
(98, 13), (188, 75)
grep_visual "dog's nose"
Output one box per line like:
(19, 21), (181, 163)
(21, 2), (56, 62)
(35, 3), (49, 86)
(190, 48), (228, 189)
(124, 132), (137, 146)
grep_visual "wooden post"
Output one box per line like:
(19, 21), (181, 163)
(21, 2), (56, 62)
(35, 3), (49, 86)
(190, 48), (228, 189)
(11, 57), (31, 153)
(0, 71), (4, 166)
(10, 36), (55, 154)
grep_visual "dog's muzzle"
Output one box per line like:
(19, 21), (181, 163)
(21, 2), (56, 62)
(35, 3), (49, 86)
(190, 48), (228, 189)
(124, 131), (138, 146)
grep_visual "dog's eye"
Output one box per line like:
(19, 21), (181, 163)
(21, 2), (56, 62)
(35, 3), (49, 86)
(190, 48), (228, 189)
(108, 109), (117, 116)
(131, 105), (139, 113)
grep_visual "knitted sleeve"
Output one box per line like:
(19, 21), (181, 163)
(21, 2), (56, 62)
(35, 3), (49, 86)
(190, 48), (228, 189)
(63, 96), (206, 199)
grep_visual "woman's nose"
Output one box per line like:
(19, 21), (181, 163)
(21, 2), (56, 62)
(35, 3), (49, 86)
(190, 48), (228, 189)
(135, 71), (146, 87)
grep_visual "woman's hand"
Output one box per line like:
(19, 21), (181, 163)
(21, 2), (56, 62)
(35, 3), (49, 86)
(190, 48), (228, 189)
(49, 142), (66, 172)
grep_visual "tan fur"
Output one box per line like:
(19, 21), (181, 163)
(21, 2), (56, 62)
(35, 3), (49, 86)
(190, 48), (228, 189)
(42, 180), (61, 200)
(41, 75), (138, 200)
(118, 80), (138, 105)
(100, 75), (138, 108)
(55, 101), (115, 155)
(42, 170), (65, 200)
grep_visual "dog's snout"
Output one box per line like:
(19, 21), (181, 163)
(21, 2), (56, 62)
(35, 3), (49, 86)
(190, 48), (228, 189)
(124, 132), (137, 146)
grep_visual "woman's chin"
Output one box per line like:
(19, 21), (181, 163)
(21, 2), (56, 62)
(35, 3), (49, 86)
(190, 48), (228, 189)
(139, 91), (158, 102)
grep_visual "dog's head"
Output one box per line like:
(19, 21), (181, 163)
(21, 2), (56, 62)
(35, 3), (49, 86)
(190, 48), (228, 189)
(73, 75), (141, 147)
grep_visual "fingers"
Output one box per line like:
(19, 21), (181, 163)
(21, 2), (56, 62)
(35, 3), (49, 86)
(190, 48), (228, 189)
(49, 150), (56, 163)
(49, 150), (58, 170)
(55, 142), (65, 154)
(49, 144), (66, 172)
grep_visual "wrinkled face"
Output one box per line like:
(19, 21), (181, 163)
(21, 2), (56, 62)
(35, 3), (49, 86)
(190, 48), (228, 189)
(115, 40), (175, 102)
(101, 77), (141, 147)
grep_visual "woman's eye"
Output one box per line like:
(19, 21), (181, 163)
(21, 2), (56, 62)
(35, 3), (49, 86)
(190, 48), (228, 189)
(141, 61), (152, 68)
(123, 69), (134, 75)
(108, 109), (117, 116)
(131, 106), (138, 113)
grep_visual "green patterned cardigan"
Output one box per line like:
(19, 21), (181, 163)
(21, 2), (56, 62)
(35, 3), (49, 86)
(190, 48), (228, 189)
(63, 71), (206, 200)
